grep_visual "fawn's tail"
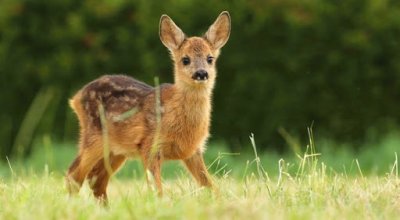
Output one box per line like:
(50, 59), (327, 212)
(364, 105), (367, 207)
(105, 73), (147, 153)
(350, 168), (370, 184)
(69, 90), (88, 131)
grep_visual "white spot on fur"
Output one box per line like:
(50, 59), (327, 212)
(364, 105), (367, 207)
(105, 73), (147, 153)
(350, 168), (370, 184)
(90, 91), (96, 99)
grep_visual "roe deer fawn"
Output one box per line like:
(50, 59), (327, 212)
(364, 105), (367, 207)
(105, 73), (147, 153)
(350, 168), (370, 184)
(66, 11), (231, 201)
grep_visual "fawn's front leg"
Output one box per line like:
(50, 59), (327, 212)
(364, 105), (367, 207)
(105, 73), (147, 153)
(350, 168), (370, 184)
(183, 150), (213, 187)
(142, 151), (163, 196)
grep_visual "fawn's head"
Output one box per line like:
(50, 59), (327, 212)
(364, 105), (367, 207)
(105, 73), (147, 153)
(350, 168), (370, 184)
(160, 11), (231, 89)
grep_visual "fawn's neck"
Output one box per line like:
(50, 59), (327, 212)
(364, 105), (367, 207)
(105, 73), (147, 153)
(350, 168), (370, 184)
(170, 81), (213, 123)
(175, 81), (213, 104)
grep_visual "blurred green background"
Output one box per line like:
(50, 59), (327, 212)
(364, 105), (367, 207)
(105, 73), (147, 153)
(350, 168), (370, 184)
(0, 0), (399, 163)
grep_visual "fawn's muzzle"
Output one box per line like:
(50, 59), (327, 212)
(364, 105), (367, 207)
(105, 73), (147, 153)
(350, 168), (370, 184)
(192, 70), (208, 81)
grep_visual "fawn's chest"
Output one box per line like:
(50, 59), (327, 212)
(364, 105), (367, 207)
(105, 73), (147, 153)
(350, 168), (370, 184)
(161, 94), (211, 159)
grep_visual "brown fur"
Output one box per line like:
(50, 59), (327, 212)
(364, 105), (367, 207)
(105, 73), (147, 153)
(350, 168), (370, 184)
(66, 11), (231, 200)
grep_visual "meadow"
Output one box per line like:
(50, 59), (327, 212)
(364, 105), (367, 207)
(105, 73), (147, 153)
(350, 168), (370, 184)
(0, 132), (399, 219)
(1, 1), (399, 219)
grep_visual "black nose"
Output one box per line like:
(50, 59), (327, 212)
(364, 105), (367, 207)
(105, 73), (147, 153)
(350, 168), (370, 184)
(192, 70), (209, 81)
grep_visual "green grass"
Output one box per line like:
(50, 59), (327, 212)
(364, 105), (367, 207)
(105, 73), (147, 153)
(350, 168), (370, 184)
(1, 173), (399, 219)
(0, 133), (399, 219)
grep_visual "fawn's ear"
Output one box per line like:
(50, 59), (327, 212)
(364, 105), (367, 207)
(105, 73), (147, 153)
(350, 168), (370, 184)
(159, 15), (186, 50)
(204, 11), (231, 50)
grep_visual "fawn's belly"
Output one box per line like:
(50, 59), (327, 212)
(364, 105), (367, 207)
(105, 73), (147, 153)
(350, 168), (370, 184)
(108, 122), (146, 158)
(161, 134), (208, 160)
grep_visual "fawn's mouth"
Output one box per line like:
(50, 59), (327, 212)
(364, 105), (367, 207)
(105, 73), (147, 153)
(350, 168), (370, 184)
(192, 77), (208, 83)
(194, 79), (208, 84)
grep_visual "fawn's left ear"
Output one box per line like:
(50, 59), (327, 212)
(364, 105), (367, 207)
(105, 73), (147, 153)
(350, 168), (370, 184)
(204, 11), (231, 50)
(159, 14), (186, 51)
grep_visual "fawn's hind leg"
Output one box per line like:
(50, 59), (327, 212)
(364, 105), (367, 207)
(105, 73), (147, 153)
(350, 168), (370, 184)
(66, 145), (103, 194)
(66, 155), (83, 193)
(87, 154), (126, 200)
(183, 150), (213, 187)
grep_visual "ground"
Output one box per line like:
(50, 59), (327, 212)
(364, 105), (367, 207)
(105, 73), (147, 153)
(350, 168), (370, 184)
(0, 135), (399, 219)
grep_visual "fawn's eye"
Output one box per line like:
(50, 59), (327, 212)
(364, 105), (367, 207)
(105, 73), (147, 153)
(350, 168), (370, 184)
(182, 57), (191, 66)
(207, 56), (214, 65)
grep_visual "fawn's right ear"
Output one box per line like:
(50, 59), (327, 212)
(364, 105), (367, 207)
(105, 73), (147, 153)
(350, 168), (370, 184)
(159, 15), (186, 51)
